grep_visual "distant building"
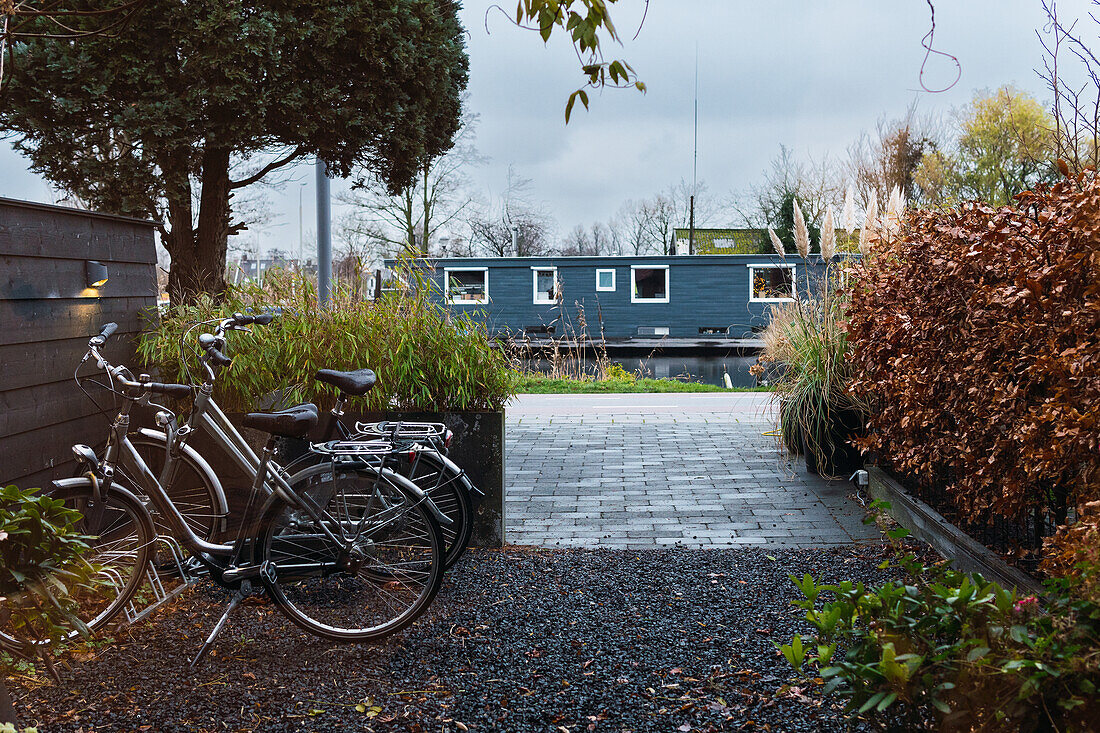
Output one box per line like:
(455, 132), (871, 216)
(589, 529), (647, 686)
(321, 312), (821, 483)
(672, 228), (767, 255)
(390, 254), (850, 341)
(672, 227), (862, 255)
(230, 254), (316, 284)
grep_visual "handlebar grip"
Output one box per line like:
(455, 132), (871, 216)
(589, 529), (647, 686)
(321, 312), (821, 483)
(254, 312), (275, 326)
(232, 312), (255, 326)
(98, 322), (118, 339)
(142, 382), (193, 399)
(205, 346), (233, 368)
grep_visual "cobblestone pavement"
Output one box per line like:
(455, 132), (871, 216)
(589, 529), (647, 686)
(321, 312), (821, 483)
(505, 393), (881, 549)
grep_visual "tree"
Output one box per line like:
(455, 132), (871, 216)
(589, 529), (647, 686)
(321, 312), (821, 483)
(560, 222), (616, 256)
(339, 105), (483, 257)
(733, 146), (840, 253)
(466, 168), (555, 256)
(0, 0), (468, 302)
(952, 86), (1056, 205)
(847, 105), (940, 208)
(1037, 0), (1100, 173)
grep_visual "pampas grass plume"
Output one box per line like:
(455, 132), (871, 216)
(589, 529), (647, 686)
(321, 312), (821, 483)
(793, 199), (810, 260)
(768, 228), (785, 259)
(821, 206), (836, 260)
(842, 185), (856, 233)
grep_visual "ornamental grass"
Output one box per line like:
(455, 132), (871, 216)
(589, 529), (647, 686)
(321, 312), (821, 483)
(138, 268), (515, 413)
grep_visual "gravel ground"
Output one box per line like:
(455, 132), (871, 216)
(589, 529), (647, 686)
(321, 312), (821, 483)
(14, 545), (921, 732)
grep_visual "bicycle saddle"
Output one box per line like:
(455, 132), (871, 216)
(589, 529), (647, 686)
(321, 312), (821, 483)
(242, 403), (319, 438)
(315, 368), (377, 396)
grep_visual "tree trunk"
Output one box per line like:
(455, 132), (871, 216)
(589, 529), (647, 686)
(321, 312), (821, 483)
(0, 678), (17, 726)
(162, 147), (233, 305)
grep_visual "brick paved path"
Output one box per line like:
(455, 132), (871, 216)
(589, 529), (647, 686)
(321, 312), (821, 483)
(505, 393), (880, 549)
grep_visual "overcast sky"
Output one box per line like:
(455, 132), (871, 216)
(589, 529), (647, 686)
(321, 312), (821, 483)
(0, 0), (1088, 256)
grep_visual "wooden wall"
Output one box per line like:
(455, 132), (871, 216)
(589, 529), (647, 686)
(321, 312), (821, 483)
(0, 197), (157, 489)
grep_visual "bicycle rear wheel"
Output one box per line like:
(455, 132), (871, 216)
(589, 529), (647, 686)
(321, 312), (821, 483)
(402, 452), (473, 569)
(257, 465), (445, 642)
(0, 480), (154, 650)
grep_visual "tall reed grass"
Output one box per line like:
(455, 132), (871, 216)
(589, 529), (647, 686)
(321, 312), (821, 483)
(138, 268), (515, 413)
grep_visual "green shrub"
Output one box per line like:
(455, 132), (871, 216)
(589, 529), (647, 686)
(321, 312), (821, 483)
(780, 504), (1100, 731)
(138, 269), (516, 413)
(0, 485), (99, 651)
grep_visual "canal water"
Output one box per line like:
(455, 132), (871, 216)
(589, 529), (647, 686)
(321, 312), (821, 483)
(526, 352), (764, 388)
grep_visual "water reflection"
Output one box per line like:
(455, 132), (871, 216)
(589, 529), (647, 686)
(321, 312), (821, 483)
(525, 353), (766, 388)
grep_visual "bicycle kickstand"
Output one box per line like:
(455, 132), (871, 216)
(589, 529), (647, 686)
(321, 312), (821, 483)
(190, 581), (249, 669)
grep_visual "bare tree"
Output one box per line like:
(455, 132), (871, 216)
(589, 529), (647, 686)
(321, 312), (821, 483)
(340, 105), (483, 256)
(466, 167), (555, 256)
(560, 222), (616, 255)
(732, 145), (843, 228)
(847, 104), (941, 207)
(1037, 0), (1100, 173)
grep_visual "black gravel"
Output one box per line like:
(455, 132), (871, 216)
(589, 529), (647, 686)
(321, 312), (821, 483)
(14, 545), (921, 732)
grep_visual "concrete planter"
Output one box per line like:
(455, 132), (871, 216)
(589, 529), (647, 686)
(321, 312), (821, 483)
(866, 466), (1044, 596)
(326, 410), (506, 548)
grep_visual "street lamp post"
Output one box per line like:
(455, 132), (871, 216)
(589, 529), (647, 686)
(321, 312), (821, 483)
(316, 159), (332, 308)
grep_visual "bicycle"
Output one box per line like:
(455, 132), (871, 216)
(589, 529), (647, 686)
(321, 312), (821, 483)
(1, 322), (450, 664)
(177, 315), (481, 569)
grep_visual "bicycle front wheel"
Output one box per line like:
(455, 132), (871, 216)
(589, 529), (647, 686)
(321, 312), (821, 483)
(0, 480), (154, 650)
(257, 465), (445, 642)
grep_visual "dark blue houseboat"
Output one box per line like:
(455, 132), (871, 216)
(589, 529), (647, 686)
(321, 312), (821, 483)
(392, 254), (839, 344)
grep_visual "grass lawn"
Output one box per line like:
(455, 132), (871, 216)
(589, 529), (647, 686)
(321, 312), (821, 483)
(515, 375), (772, 393)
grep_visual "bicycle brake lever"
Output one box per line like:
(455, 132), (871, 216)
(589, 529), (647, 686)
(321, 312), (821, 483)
(229, 326), (252, 334)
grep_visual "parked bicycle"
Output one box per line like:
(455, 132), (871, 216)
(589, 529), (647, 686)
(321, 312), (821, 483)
(1, 321), (450, 664)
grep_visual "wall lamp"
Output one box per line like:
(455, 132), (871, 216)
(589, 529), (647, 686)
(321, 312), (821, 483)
(86, 260), (109, 288)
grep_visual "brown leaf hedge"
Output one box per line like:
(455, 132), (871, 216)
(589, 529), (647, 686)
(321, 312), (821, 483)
(846, 174), (1100, 526)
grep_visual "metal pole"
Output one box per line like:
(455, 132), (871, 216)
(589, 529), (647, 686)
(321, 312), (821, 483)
(298, 183), (304, 268)
(316, 159), (332, 308)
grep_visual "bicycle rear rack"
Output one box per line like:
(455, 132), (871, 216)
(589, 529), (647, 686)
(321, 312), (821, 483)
(310, 439), (395, 458)
(355, 420), (449, 442)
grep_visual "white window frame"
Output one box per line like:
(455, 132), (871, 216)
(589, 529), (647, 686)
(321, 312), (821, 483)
(444, 267), (489, 305)
(595, 268), (616, 292)
(531, 266), (559, 305)
(748, 264), (796, 302)
(630, 264), (670, 304)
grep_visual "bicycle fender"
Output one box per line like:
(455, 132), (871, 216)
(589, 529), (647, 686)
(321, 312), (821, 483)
(429, 450), (485, 499)
(280, 463), (454, 528)
(136, 428), (230, 520)
(49, 477), (155, 528)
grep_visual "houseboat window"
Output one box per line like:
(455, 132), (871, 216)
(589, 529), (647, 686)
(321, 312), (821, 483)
(631, 266), (669, 303)
(595, 268), (616, 292)
(532, 267), (558, 304)
(748, 265), (796, 301)
(444, 268), (489, 305)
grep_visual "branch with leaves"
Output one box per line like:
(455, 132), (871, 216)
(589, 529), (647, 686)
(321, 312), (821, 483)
(491, 0), (646, 121)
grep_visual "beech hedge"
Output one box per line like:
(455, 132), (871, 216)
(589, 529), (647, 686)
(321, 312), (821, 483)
(846, 174), (1100, 527)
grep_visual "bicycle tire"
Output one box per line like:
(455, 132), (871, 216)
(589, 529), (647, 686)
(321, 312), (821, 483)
(126, 433), (228, 542)
(0, 480), (154, 650)
(256, 464), (445, 642)
(402, 451), (473, 569)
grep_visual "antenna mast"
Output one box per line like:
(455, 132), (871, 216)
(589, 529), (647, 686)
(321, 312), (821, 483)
(688, 43), (698, 256)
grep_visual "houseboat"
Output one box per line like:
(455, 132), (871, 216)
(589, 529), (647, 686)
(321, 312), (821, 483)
(392, 254), (843, 349)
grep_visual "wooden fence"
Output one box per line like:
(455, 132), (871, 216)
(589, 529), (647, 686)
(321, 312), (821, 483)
(0, 197), (158, 489)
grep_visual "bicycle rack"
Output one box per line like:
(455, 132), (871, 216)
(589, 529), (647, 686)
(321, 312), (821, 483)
(122, 535), (200, 626)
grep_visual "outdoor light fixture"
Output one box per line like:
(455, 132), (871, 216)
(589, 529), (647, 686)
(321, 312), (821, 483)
(86, 260), (109, 288)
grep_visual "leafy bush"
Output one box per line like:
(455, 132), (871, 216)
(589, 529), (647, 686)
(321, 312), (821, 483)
(846, 173), (1100, 524)
(0, 485), (98, 651)
(780, 505), (1100, 731)
(138, 269), (516, 413)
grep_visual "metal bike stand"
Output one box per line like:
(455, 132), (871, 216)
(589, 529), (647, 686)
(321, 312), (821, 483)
(122, 535), (201, 626)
